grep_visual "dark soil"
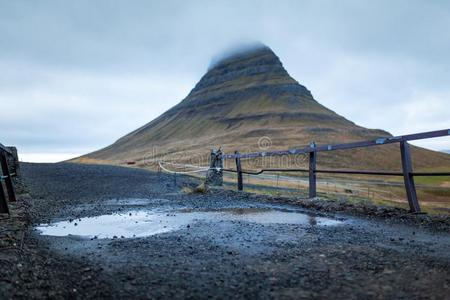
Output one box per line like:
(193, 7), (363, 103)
(1, 162), (449, 299)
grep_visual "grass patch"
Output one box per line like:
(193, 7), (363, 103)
(414, 176), (450, 186)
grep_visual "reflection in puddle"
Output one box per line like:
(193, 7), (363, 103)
(103, 198), (169, 206)
(36, 211), (193, 239)
(181, 207), (341, 226)
(36, 207), (343, 239)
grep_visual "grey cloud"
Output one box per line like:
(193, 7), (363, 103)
(0, 0), (449, 160)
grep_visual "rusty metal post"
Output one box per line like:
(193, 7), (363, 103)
(400, 141), (420, 213)
(235, 151), (243, 191)
(308, 142), (317, 198)
(0, 153), (16, 202)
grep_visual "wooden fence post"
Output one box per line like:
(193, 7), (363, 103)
(0, 179), (9, 214)
(0, 153), (16, 202)
(309, 142), (317, 198)
(7, 147), (20, 177)
(400, 141), (420, 213)
(235, 151), (243, 191)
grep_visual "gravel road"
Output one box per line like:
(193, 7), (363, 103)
(1, 163), (449, 299)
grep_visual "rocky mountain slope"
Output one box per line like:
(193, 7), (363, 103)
(74, 45), (450, 171)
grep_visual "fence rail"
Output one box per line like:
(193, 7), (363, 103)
(0, 144), (17, 214)
(222, 129), (450, 213)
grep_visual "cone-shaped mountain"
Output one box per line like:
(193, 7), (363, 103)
(77, 44), (450, 171)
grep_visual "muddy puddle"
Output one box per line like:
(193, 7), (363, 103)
(36, 207), (343, 239)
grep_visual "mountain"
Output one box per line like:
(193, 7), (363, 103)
(74, 44), (450, 172)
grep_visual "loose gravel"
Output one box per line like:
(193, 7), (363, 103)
(0, 162), (449, 299)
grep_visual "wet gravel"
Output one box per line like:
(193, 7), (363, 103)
(1, 162), (449, 299)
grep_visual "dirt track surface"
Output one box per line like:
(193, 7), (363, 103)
(1, 163), (449, 299)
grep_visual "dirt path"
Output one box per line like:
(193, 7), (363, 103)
(1, 163), (449, 299)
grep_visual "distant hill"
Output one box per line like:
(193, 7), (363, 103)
(73, 44), (450, 172)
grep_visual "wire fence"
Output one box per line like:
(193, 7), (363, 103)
(221, 129), (450, 213)
(157, 129), (450, 213)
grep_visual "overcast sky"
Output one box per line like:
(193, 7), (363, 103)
(1, 0), (449, 162)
